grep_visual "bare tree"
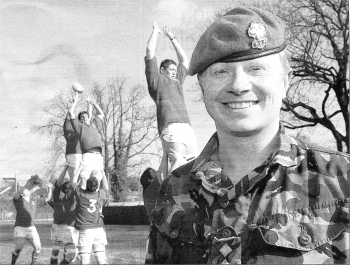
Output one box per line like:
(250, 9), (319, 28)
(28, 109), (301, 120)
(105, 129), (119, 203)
(90, 78), (159, 201)
(32, 78), (159, 201)
(31, 91), (75, 177)
(278, 0), (349, 152)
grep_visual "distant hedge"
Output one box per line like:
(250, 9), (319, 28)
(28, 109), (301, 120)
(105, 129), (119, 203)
(103, 205), (149, 225)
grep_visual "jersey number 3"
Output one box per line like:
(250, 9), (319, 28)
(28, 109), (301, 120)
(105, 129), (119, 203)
(87, 199), (102, 213)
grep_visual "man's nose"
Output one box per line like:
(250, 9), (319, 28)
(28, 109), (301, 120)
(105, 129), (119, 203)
(226, 67), (252, 96)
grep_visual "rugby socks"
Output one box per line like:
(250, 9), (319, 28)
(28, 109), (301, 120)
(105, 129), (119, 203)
(50, 249), (60, 265)
(31, 251), (39, 265)
(11, 249), (21, 265)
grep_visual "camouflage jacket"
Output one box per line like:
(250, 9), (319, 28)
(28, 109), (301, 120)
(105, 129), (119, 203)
(146, 126), (349, 264)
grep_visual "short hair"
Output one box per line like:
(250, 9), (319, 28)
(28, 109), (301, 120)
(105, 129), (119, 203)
(279, 50), (292, 75)
(160, 59), (177, 71)
(78, 111), (88, 121)
(86, 176), (99, 192)
(29, 175), (42, 187)
(140, 168), (156, 193)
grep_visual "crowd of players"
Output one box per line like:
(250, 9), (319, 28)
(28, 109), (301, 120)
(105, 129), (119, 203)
(10, 23), (196, 265)
(11, 93), (109, 265)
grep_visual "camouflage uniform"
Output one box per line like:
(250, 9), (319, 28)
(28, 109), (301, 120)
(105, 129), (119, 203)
(147, 125), (349, 264)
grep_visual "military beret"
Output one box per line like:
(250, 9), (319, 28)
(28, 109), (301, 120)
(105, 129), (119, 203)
(189, 6), (286, 76)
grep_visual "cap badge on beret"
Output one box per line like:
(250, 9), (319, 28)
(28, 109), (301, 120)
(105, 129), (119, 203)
(248, 21), (268, 49)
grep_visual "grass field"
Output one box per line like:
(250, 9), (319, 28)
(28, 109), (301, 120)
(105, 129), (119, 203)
(0, 221), (149, 264)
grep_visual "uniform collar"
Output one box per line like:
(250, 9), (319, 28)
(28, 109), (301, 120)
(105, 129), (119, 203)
(190, 123), (298, 200)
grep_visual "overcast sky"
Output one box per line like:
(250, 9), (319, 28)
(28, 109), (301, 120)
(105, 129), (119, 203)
(2, 0), (258, 180)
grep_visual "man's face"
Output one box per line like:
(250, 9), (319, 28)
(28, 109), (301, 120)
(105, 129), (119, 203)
(199, 53), (289, 136)
(161, 64), (177, 80)
(79, 113), (90, 125)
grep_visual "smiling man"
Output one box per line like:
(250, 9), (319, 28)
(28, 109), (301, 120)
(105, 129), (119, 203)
(147, 7), (350, 264)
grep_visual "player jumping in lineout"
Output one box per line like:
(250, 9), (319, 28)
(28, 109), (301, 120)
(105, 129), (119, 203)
(68, 91), (106, 190)
(145, 21), (198, 184)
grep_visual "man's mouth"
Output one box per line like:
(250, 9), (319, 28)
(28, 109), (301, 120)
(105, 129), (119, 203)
(225, 101), (258, 109)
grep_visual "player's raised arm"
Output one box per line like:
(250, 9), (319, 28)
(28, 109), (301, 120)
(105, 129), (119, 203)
(87, 97), (104, 121)
(85, 94), (93, 120)
(13, 176), (42, 201)
(68, 92), (81, 120)
(100, 171), (109, 191)
(72, 167), (81, 185)
(56, 166), (68, 187)
(146, 21), (162, 60)
(163, 26), (189, 70)
(45, 182), (53, 202)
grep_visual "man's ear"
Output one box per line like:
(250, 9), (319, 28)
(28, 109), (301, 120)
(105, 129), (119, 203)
(160, 67), (165, 74)
(197, 73), (204, 94)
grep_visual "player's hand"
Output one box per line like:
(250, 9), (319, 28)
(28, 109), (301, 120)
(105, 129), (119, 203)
(163, 26), (174, 40)
(72, 91), (81, 102)
(153, 21), (162, 35)
(46, 182), (53, 188)
(86, 95), (96, 105)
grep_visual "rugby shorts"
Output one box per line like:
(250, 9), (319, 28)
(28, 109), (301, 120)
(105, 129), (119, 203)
(66, 154), (82, 168)
(78, 227), (107, 249)
(14, 226), (40, 240)
(161, 123), (198, 158)
(51, 224), (79, 245)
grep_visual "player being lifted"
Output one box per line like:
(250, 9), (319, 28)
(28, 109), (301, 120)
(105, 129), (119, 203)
(66, 171), (109, 265)
(68, 92), (106, 189)
(145, 21), (198, 184)
(11, 175), (53, 265)
(63, 86), (93, 181)
(48, 166), (79, 265)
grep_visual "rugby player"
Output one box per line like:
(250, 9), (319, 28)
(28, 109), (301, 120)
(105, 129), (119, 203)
(11, 175), (53, 265)
(48, 166), (79, 265)
(68, 170), (109, 264)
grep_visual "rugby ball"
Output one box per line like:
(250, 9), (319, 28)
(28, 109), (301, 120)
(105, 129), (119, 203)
(72, 83), (84, 93)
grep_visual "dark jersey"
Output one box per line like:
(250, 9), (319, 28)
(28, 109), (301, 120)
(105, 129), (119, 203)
(145, 56), (191, 134)
(70, 117), (103, 153)
(69, 183), (107, 230)
(63, 119), (82, 155)
(48, 182), (77, 226)
(13, 193), (45, 227)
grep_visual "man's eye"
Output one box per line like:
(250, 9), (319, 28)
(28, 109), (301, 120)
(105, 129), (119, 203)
(250, 66), (263, 71)
(214, 69), (230, 75)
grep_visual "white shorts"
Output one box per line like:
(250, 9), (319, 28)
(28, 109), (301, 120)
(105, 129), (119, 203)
(81, 153), (104, 171)
(51, 224), (79, 245)
(66, 154), (83, 168)
(78, 227), (107, 250)
(14, 226), (40, 240)
(161, 123), (198, 155)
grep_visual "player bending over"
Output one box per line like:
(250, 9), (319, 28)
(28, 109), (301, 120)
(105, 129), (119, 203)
(11, 175), (53, 265)
(48, 166), (79, 265)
